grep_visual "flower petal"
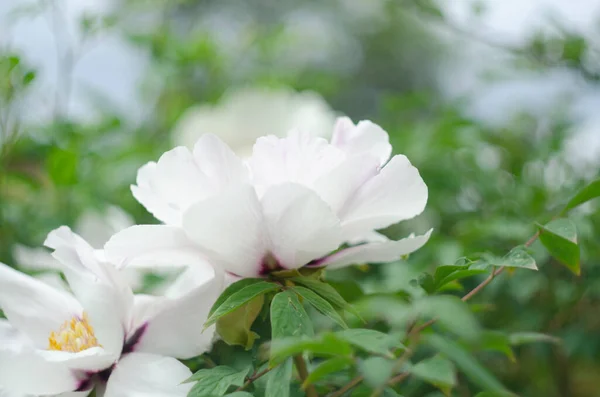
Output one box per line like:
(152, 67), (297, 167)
(339, 154), (428, 241)
(0, 346), (78, 395)
(0, 262), (81, 347)
(104, 225), (204, 270)
(262, 183), (343, 269)
(133, 265), (223, 358)
(315, 229), (433, 269)
(0, 320), (30, 349)
(46, 228), (132, 358)
(183, 185), (267, 277)
(192, 133), (249, 188)
(104, 353), (192, 397)
(331, 117), (392, 166)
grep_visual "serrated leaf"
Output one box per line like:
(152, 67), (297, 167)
(562, 179), (600, 214)
(509, 332), (561, 346)
(537, 219), (580, 275)
(291, 277), (363, 320)
(302, 356), (354, 388)
(336, 329), (404, 357)
(209, 278), (264, 317)
(425, 334), (511, 395)
(292, 286), (348, 329)
(498, 247), (537, 270)
(206, 281), (280, 327)
(186, 366), (250, 397)
(270, 334), (353, 365)
(270, 290), (314, 340)
(358, 357), (394, 388)
(265, 358), (293, 397)
(409, 355), (457, 389)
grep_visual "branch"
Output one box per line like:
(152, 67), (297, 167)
(294, 355), (318, 397)
(235, 366), (273, 392)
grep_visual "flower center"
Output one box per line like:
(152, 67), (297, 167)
(48, 312), (100, 353)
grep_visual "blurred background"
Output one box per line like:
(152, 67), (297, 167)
(1, 0), (600, 396)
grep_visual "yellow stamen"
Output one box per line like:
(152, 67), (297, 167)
(48, 312), (101, 353)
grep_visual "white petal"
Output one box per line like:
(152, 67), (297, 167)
(331, 118), (392, 166)
(104, 353), (192, 397)
(133, 265), (223, 358)
(104, 225), (205, 270)
(0, 262), (81, 347)
(262, 183), (343, 269)
(0, 386), (29, 397)
(315, 229), (433, 269)
(183, 185), (267, 277)
(192, 133), (249, 187)
(0, 346), (78, 395)
(36, 347), (115, 372)
(312, 154), (379, 214)
(249, 132), (345, 195)
(12, 244), (61, 272)
(74, 206), (134, 248)
(131, 162), (180, 225)
(339, 154), (428, 240)
(0, 320), (30, 349)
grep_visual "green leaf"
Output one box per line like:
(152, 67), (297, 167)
(425, 334), (511, 395)
(291, 277), (363, 320)
(292, 286), (348, 329)
(497, 246), (537, 270)
(22, 71), (35, 86)
(216, 294), (264, 349)
(358, 357), (394, 388)
(562, 179), (600, 214)
(409, 355), (457, 389)
(509, 332), (561, 346)
(270, 334), (353, 364)
(225, 392), (254, 397)
(206, 281), (280, 327)
(209, 278), (264, 317)
(302, 356), (354, 388)
(414, 296), (481, 339)
(270, 290), (314, 339)
(435, 268), (489, 291)
(47, 148), (78, 186)
(336, 329), (404, 357)
(537, 219), (580, 275)
(186, 366), (250, 397)
(479, 331), (515, 362)
(265, 358), (293, 397)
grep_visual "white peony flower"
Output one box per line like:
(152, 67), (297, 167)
(0, 227), (223, 396)
(106, 117), (431, 278)
(172, 86), (338, 158)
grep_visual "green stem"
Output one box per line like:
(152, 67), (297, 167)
(294, 355), (318, 397)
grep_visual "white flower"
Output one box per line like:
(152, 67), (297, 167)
(0, 227), (223, 396)
(106, 117), (431, 278)
(172, 86), (337, 158)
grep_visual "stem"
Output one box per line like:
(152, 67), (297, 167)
(294, 355), (318, 397)
(235, 366), (273, 392)
(328, 376), (363, 397)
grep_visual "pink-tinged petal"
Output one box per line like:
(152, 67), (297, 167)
(262, 183), (343, 269)
(104, 225), (204, 270)
(104, 353), (192, 397)
(0, 346), (78, 395)
(133, 265), (223, 359)
(0, 262), (81, 347)
(331, 118), (392, 166)
(312, 154), (380, 214)
(192, 133), (249, 187)
(315, 229), (433, 269)
(249, 132), (345, 195)
(183, 185), (267, 277)
(339, 154), (428, 241)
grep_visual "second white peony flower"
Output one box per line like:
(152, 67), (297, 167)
(106, 117), (432, 278)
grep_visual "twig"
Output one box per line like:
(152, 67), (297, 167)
(235, 366), (273, 392)
(294, 355), (318, 397)
(328, 376), (363, 397)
